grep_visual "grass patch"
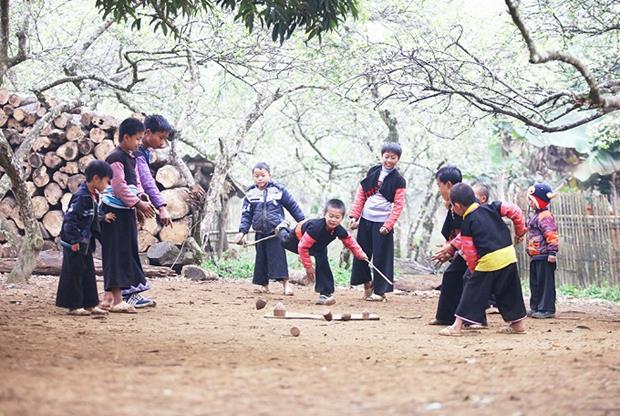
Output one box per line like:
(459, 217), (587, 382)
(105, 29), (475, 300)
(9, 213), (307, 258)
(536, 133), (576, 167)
(558, 284), (620, 303)
(203, 258), (254, 280)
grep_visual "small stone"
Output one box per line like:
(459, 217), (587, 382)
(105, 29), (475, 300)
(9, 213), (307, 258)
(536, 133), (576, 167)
(290, 326), (300, 337)
(323, 310), (333, 321)
(341, 313), (351, 321)
(256, 298), (267, 310)
(181, 265), (218, 282)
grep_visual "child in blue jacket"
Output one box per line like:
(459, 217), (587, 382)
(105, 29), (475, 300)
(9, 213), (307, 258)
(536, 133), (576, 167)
(235, 162), (305, 295)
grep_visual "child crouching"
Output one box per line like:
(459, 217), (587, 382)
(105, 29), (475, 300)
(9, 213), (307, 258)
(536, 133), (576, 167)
(278, 199), (368, 305)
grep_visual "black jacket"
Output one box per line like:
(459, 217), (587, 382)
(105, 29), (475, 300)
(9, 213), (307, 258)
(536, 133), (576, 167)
(60, 182), (101, 254)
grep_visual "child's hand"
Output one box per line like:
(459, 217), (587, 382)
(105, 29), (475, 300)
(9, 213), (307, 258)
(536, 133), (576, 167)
(348, 218), (359, 230)
(136, 209), (145, 227)
(137, 200), (156, 218)
(305, 267), (316, 282)
(159, 206), (172, 227)
(71, 243), (80, 252)
(379, 226), (390, 235)
(361, 254), (369, 262)
(235, 233), (247, 245)
(432, 242), (454, 263)
(548, 255), (557, 263)
(515, 233), (525, 244)
(104, 212), (116, 223)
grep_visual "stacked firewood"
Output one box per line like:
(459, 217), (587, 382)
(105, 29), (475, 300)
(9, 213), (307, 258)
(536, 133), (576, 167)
(0, 88), (192, 256)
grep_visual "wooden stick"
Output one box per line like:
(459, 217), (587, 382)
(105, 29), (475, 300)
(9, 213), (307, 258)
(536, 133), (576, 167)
(264, 312), (380, 321)
(230, 234), (278, 247)
(366, 259), (393, 286)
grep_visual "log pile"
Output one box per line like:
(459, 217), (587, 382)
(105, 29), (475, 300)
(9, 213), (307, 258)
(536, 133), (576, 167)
(0, 88), (192, 257)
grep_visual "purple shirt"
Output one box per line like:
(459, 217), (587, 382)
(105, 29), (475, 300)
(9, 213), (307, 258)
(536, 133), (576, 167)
(135, 148), (166, 208)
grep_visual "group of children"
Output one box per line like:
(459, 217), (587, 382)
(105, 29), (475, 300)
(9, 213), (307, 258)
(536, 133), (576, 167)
(55, 121), (560, 336)
(237, 148), (559, 336)
(55, 115), (173, 316)
(429, 165), (559, 335)
(235, 142), (406, 306)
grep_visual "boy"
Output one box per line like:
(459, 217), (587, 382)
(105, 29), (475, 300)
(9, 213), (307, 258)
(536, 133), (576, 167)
(349, 142), (406, 302)
(429, 165), (466, 325)
(56, 161), (115, 316)
(235, 162), (305, 295)
(440, 183), (528, 336)
(473, 182), (490, 205)
(526, 183), (559, 319)
(101, 118), (156, 313)
(123, 114), (174, 308)
(278, 199), (368, 305)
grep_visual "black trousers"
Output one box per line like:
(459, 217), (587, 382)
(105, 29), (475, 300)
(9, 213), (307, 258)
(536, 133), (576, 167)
(56, 249), (99, 309)
(350, 218), (394, 294)
(529, 259), (556, 314)
(252, 231), (289, 285)
(455, 263), (527, 325)
(101, 206), (146, 291)
(278, 228), (334, 296)
(435, 255), (467, 324)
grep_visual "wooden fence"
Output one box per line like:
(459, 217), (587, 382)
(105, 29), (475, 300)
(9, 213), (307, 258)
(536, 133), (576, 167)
(513, 193), (620, 287)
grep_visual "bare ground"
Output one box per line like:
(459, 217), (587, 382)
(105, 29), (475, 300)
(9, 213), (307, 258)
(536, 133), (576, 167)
(1, 276), (619, 416)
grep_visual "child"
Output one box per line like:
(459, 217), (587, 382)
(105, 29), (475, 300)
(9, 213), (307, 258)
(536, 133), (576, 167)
(123, 114), (174, 308)
(235, 162), (305, 295)
(56, 161), (114, 316)
(278, 199), (368, 305)
(526, 183), (559, 319)
(100, 118), (156, 313)
(440, 183), (528, 336)
(429, 165), (466, 324)
(473, 183), (490, 205)
(349, 142), (406, 302)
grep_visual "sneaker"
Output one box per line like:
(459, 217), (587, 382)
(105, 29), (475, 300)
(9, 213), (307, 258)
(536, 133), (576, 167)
(124, 293), (156, 309)
(315, 295), (336, 306)
(274, 220), (290, 235)
(531, 311), (555, 319)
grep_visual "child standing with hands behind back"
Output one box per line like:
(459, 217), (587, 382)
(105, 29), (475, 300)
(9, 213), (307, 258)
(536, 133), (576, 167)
(349, 142), (406, 302)
(236, 162), (305, 295)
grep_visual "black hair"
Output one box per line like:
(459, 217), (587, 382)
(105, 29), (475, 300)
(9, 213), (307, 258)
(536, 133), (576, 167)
(324, 198), (346, 215)
(450, 183), (476, 207)
(473, 182), (491, 201)
(85, 160), (113, 182)
(118, 118), (145, 142)
(381, 142), (402, 158)
(435, 165), (462, 185)
(252, 162), (270, 173)
(144, 114), (173, 133)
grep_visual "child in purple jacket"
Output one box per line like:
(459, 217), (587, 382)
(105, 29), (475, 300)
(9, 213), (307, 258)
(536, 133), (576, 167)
(122, 114), (173, 308)
(526, 183), (559, 319)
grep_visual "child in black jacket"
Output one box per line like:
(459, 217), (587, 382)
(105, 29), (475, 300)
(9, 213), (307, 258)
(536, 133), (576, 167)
(55, 161), (115, 315)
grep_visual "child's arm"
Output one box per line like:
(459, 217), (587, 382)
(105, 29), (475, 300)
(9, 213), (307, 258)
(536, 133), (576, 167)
(280, 187), (305, 222)
(297, 233), (317, 280)
(349, 185), (367, 221)
(136, 154), (170, 225)
(236, 196), (254, 244)
(382, 187), (406, 232)
(339, 235), (368, 261)
(110, 162), (140, 207)
(497, 201), (527, 239)
(460, 235), (479, 273)
(62, 197), (86, 250)
(539, 212), (559, 260)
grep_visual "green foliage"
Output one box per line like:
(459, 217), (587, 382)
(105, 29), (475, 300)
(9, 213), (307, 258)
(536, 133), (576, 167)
(203, 258), (254, 279)
(94, 0), (358, 42)
(558, 284), (620, 303)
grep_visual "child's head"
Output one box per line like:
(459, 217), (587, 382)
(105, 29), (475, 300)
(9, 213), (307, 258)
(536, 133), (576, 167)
(381, 142), (402, 170)
(473, 183), (490, 205)
(324, 199), (346, 229)
(252, 162), (271, 189)
(528, 182), (555, 210)
(85, 160), (113, 193)
(118, 118), (145, 152)
(449, 183), (476, 217)
(435, 165), (462, 202)
(143, 114), (173, 150)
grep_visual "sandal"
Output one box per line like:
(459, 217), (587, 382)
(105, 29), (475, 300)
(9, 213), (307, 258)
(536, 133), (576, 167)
(363, 283), (373, 299)
(497, 326), (526, 335)
(68, 308), (91, 316)
(438, 326), (462, 337)
(109, 301), (137, 314)
(464, 324), (487, 330)
(253, 285), (271, 294)
(365, 294), (386, 302)
(283, 285), (294, 296)
(90, 306), (109, 316)
(98, 302), (112, 311)
(428, 319), (451, 326)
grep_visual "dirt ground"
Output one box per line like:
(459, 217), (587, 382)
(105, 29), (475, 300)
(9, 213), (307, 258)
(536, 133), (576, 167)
(1, 275), (619, 416)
